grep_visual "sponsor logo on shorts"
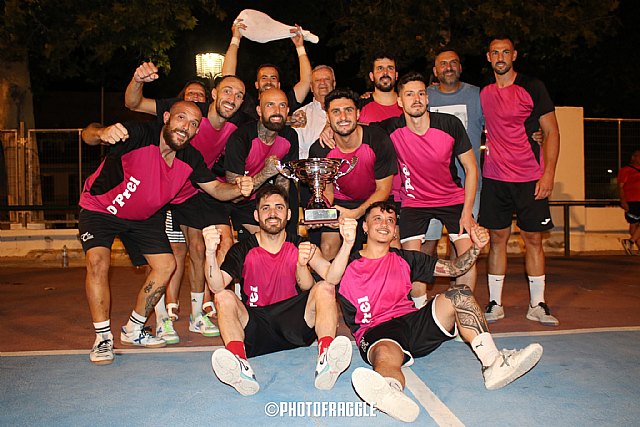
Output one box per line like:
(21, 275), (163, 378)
(541, 218), (551, 225)
(359, 338), (369, 353)
(106, 176), (141, 215)
(80, 232), (94, 242)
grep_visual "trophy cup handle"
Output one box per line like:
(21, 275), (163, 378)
(276, 161), (299, 182)
(334, 156), (358, 181)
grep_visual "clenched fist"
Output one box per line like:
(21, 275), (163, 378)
(339, 217), (358, 245)
(236, 176), (254, 197)
(297, 241), (318, 266)
(469, 223), (490, 250)
(100, 124), (129, 145)
(202, 225), (221, 252)
(133, 62), (159, 83)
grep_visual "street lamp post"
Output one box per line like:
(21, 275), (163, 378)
(195, 53), (225, 86)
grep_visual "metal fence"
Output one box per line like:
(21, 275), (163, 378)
(0, 118), (638, 229)
(584, 118), (640, 199)
(0, 126), (105, 228)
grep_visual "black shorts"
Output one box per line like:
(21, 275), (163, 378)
(78, 209), (171, 266)
(625, 202), (640, 224)
(399, 204), (464, 242)
(230, 199), (258, 241)
(165, 210), (186, 244)
(479, 178), (553, 232)
(244, 291), (316, 358)
(171, 192), (232, 230)
(357, 297), (455, 366)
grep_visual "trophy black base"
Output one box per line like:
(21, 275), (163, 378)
(301, 208), (339, 225)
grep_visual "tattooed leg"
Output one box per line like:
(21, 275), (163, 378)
(144, 285), (167, 317)
(134, 253), (175, 318)
(444, 284), (489, 341)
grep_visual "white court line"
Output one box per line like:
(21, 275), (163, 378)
(404, 367), (465, 427)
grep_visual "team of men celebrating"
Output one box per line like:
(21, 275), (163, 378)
(79, 19), (560, 422)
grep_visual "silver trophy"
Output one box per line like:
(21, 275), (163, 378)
(277, 157), (358, 225)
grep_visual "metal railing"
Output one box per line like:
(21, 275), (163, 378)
(549, 199), (620, 256)
(584, 118), (640, 199)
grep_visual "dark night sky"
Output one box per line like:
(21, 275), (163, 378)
(35, 1), (640, 128)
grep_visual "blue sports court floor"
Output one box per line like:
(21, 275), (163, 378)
(1, 255), (639, 425)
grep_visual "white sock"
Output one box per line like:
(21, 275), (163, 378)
(412, 294), (427, 309)
(487, 274), (505, 305)
(191, 292), (205, 318)
(471, 332), (501, 367)
(125, 311), (146, 333)
(528, 275), (546, 306)
(385, 377), (403, 391)
(93, 320), (111, 339)
(155, 295), (169, 321)
(203, 301), (216, 315)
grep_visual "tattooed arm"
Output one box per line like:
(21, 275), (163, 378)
(433, 224), (489, 277)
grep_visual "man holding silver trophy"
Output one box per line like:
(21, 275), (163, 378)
(300, 88), (398, 259)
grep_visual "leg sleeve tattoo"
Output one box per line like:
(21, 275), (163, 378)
(144, 285), (167, 317)
(444, 284), (489, 335)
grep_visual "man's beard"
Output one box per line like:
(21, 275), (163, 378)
(374, 76), (395, 92)
(260, 217), (286, 234)
(438, 71), (460, 86)
(332, 121), (357, 137)
(216, 100), (238, 119)
(405, 104), (427, 118)
(262, 114), (285, 132)
(493, 62), (512, 75)
(163, 127), (191, 151)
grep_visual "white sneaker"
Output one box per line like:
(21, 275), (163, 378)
(211, 348), (260, 396)
(90, 334), (114, 365)
(314, 335), (352, 390)
(351, 367), (420, 423)
(485, 300), (505, 323)
(156, 317), (180, 344)
(189, 313), (220, 337)
(483, 343), (543, 390)
(120, 327), (166, 348)
(526, 302), (559, 326)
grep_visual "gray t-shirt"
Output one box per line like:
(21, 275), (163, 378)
(428, 82), (484, 184)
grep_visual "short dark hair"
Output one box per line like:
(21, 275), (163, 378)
(371, 52), (397, 70)
(433, 48), (461, 64)
(364, 201), (397, 220)
(255, 183), (289, 207)
(324, 88), (360, 111)
(177, 80), (209, 102)
(397, 71), (427, 93)
(256, 64), (281, 81)
(487, 35), (516, 50)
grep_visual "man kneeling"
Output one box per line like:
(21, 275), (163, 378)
(203, 184), (357, 395)
(336, 202), (543, 422)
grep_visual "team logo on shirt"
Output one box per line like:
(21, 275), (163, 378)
(248, 285), (259, 307)
(106, 176), (141, 215)
(401, 164), (416, 199)
(357, 295), (372, 324)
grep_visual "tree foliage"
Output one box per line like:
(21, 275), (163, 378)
(329, 0), (620, 78)
(0, 0), (225, 82)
